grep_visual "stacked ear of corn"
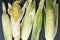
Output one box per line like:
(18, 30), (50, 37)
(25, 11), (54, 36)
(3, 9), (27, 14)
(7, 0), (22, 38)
(45, 0), (58, 40)
(21, 0), (35, 40)
(8, 1), (22, 40)
(31, 0), (44, 40)
(2, 2), (12, 40)
(8, 0), (27, 40)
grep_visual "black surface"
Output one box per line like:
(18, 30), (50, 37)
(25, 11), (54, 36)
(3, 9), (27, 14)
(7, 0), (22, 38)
(0, 0), (60, 40)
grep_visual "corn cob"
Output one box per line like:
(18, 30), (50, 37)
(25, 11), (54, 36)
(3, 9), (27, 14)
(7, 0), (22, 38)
(2, 2), (12, 40)
(21, 0), (35, 40)
(8, 1), (27, 40)
(31, 0), (44, 40)
(8, 1), (21, 40)
(45, 0), (58, 40)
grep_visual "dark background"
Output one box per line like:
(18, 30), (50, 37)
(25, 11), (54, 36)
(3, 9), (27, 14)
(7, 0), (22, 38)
(0, 0), (60, 40)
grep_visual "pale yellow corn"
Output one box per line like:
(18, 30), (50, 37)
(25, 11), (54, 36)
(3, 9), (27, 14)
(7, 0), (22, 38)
(11, 6), (20, 22)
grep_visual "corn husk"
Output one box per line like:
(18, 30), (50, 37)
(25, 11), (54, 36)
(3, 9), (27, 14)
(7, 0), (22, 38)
(21, 0), (35, 40)
(8, 1), (21, 40)
(45, 0), (58, 40)
(2, 2), (12, 40)
(31, 0), (44, 40)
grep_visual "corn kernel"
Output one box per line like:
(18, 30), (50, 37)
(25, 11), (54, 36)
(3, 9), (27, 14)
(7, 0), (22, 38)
(12, 6), (19, 22)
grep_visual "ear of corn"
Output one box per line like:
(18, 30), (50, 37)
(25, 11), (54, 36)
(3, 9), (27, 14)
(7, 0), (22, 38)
(45, 0), (58, 40)
(31, 0), (44, 40)
(8, 2), (21, 40)
(21, 0), (35, 40)
(2, 2), (12, 40)
(45, 0), (54, 40)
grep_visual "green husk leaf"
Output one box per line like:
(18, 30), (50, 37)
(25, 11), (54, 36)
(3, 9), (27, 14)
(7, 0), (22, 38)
(31, 0), (44, 40)
(54, 3), (58, 38)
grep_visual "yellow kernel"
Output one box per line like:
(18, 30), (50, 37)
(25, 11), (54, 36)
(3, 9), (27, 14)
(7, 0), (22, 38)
(12, 6), (19, 22)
